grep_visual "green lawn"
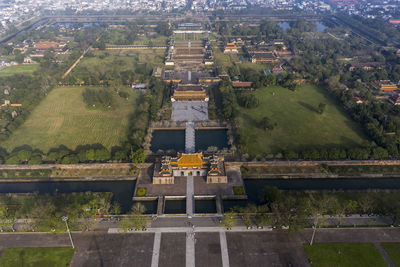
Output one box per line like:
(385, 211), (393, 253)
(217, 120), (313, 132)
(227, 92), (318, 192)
(0, 247), (74, 267)
(0, 64), (39, 77)
(304, 243), (387, 267)
(214, 49), (235, 69)
(75, 53), (164, 74)
(236, 85), (366, 156)
(381, 243), (400, 266)
(132, 35), (168, 45)
(1, 86), (136, 152)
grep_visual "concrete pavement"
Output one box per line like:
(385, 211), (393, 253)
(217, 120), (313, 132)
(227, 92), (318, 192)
(2, 228), (400, 266)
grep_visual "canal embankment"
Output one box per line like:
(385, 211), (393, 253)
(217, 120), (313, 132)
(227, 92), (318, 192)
(0, 163), (151, 182)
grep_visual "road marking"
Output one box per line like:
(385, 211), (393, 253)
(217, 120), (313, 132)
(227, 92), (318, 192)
(107, 226), (273, 234)
(220, 231), (230, 267)
(151, 232), (162, 267)
(186, 231), (195, 267)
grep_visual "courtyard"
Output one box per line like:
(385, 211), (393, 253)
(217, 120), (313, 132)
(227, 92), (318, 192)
(172, 102), (208, 122)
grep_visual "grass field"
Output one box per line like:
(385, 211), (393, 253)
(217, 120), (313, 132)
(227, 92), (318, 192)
(0, 247), (74, 267)
(132, 35), (168, 45)
(0, 64), (39, 77)
(236, 84), (366, 156)
(304, 243), (386, 267)
(1, 86), (136, 152)
(381, 243), (400, 266)
(74, 53), (164, 75)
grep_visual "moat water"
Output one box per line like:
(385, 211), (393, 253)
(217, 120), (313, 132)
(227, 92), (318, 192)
(195, 129), (229, 151)
(277, 21), (327, 32)
(151, 129), (229, 153)
(0, 180), (135, 213)
(150, 130), (185, 153)
(2, 177), (400, 214)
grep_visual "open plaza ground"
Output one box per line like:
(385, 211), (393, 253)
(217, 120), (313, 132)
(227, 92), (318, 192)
(72, 51), (164, 75)
(1, 228), (400, 267)
(0, 64), (39, 77)
(236, 84), (366, 156)
(1, 86), (136, 152)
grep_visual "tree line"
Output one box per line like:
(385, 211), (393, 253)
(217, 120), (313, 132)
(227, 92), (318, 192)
(221, 187), (400, 230)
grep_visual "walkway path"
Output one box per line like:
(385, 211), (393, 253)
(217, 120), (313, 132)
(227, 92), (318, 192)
(185, 122), (195, 153)
(151, 232), (162, 267)
(219, 231), (230, 267)
(186, 228), (195, 267)
(375, 243), (395, 267)
(186, 174), (194, 218)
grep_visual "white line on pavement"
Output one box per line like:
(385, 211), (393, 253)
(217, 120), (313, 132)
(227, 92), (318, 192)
(220, 231), (230, 267)
(186, 231), (195, 267)
(151, 232), (162, 267)
(107, 226), (273, 234)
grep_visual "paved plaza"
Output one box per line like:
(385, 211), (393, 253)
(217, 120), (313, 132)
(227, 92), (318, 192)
(172, 102), (208, 122)
(2, 228), (400, 266)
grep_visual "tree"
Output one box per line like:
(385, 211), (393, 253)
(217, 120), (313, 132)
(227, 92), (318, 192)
(6, 155), (20, 165)
(221, 211), (236, 230)
(259, 186), (280, 206)
(130, 149), (145, 163)
(28, 154), (42, 165)
(239, 204), (257, 228)
(271, 195), (307, 232)
(61, 154), (79, 164)
(283, 150), (297, 160)
(236, 92), (259, 108)
(45, 151), (59, 163)
(17, 149), (32, 163)
(307, 194), (337, 245)
(119, 203), (147, 232)
(259, 116), (275, 131)
(27, 200), (57, 231)
(113, 149), (127, 162)
(358, 195), (374, 215)
(372, 147), (388, 159)
(0, 205), (15, 232)
(317, 103), (326, 114)
(94, 148), (111, 162)
(334, 200), (358, 226)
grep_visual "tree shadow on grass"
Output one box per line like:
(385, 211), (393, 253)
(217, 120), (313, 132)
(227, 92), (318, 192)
(298, 101), (318, 113)
(240, 112), (260, 128)
(11, 145), (33, 154)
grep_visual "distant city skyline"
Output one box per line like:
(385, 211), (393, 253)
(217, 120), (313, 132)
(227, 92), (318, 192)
(1, 0), (400, 34)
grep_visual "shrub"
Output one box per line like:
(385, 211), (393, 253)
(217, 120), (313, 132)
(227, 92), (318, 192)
(233, 186), (245, 195)
(136, 187), (147, 197)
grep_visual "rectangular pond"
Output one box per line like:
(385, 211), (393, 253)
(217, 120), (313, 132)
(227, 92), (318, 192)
(244, 178), (400, 205)
(164, 199), (186, 214)
(194, 199), (217, 214)
(150, 130), (185, 153)
(133, 200), (158, 214)
(195, 129), (229, 151)
(0, 180), (136, 213)
(277, 21), (327, 32)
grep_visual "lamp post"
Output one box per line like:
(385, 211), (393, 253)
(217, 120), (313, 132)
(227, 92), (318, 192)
(62, 216), (75, 249)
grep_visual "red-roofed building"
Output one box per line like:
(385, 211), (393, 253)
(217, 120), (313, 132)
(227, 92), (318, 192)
(390, 95), (400, 105)
(232, 81), (253, 89)
(276, 50), (293, 56)
(224, 42), (238, 54)
(373, 80), (398, 92)
(353, 97), (363, 104)
(389, 19), (400, 25)
(34, 42), (60, 50)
